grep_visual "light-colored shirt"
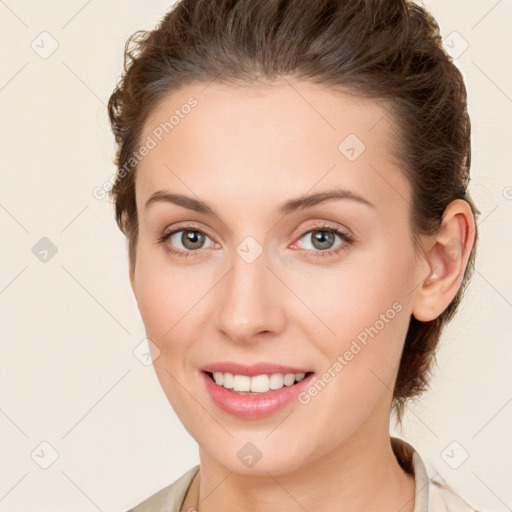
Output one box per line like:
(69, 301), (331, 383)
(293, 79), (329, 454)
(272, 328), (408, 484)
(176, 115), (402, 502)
(126, 436), (483, 511)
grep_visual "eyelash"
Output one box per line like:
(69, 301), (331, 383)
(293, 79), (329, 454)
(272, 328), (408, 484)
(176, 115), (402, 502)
(157, 222), (355, 259)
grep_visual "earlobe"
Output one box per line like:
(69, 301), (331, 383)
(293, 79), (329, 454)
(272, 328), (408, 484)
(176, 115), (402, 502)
(412, 199), (476, 322)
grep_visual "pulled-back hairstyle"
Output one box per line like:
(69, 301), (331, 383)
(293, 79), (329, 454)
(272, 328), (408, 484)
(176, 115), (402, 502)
(108, 0), (479, 426)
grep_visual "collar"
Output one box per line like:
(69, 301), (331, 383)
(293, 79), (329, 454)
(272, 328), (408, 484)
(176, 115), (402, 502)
(391, 436), (430, 512)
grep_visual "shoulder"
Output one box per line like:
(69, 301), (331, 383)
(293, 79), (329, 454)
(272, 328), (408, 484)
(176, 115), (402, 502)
(125, 465), (199, 512)
(391, 436), (487, 512)
(429, 472), (486, 512)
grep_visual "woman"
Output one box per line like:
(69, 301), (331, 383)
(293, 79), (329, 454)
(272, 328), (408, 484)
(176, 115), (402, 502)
(108, 0), (483, 510)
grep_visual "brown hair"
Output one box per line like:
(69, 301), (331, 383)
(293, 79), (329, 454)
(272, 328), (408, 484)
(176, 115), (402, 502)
(108, 0), (479, 426)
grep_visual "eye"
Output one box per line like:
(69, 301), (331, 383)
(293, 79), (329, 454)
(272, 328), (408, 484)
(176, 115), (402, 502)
(157, 222), (354, 259)
(292, 224), (354, 258)
(158, 226), (216, 257)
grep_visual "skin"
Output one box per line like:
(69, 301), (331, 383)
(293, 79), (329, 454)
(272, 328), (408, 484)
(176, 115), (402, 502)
(129, 80), (475, 512)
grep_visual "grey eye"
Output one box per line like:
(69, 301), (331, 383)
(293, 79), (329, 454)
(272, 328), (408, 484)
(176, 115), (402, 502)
(299, 229), (343, 251)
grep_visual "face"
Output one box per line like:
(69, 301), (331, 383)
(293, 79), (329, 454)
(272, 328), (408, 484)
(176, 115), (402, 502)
(131, 80), (427, 474)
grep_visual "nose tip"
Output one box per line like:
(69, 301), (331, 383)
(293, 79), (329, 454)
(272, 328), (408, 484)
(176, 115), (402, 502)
(222, 316), (270, 344)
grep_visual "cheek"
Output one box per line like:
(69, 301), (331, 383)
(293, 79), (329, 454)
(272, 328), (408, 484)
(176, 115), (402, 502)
(133, 254), (201, 410)
(293, 240), (415, 388)
(133, 249), (222, 385)
(135, 268), (175, 340)
(291, 266), (412, 440)
(133, 244), (201, 339)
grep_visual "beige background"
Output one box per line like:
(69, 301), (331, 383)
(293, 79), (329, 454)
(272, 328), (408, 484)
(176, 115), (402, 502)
(0, 0), (511, 510)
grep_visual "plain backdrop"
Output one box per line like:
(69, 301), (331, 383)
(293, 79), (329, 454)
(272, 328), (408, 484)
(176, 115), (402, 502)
(0, 0), (511, 511)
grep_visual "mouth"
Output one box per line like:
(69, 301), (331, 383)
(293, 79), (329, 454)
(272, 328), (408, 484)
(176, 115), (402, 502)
(203, 370), (315, 395)
(201, 369), (316, 419)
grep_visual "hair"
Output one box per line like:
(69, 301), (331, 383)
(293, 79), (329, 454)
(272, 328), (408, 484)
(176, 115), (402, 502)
(108, 0), (479, 430)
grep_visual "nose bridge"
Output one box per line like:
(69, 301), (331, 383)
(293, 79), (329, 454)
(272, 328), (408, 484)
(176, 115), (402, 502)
(215, 243), (283, 342)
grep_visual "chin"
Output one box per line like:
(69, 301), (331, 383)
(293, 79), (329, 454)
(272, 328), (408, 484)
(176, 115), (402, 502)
(197, 435), (312, 476)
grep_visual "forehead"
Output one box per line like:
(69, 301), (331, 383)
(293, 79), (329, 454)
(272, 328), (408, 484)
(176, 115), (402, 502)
(136, 80), (408, 216)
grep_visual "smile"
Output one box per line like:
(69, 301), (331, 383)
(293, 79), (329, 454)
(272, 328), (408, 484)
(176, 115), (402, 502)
(201, 370), (316, 419)
(207, 371), (312, 394)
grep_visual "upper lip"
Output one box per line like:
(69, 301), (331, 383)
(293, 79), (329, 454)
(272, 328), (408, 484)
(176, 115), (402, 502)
(201, 362), (314, 376)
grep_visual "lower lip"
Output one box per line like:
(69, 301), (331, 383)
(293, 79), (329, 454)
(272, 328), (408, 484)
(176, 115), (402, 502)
(201, 371), (315, 419)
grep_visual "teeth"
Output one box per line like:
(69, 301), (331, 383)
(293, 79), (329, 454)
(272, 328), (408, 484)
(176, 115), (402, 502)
(211, 371), (307, 393)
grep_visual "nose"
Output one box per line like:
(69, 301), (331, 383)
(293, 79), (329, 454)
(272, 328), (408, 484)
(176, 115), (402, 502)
(214, 248), (286, 344)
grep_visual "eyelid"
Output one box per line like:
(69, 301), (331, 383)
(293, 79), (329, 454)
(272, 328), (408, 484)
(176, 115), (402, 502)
(160, 221), (218, 242)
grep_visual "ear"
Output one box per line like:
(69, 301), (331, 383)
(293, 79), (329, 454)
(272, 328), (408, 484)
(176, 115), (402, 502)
(412, 199), (476, 322)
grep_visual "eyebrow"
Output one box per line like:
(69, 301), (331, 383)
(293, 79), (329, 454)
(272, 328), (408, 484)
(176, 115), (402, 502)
(144, 188), (375, 216)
